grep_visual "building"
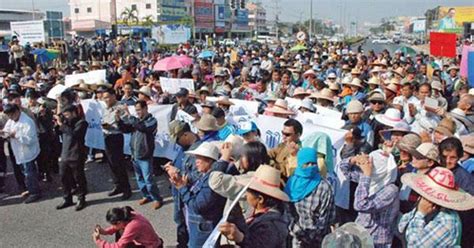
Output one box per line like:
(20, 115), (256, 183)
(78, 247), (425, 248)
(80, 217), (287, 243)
(247, 1), (267, 36)
(68, 0), (116, 35)
(0, 9), (44, 37)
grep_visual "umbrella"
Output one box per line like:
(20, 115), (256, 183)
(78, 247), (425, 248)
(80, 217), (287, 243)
(153, 56), (191, 71)
(396, 46), (417, 56)
(290, 44), (307, 52)
(198, 50), (215, 59)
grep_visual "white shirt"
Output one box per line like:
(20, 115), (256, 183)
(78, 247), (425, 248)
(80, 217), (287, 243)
(3, 112), (40, 164)
(260, 59), (273, 72)
(393, 95), (420, 123)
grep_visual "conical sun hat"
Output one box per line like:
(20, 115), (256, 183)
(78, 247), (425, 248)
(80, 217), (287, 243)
(237, 164), (289, 202)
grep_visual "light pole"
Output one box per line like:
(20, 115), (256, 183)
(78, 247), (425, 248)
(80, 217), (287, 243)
(309, 0), (313, 40)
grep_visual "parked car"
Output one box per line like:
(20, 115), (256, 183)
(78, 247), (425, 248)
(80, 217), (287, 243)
(372, 37), (393, 44)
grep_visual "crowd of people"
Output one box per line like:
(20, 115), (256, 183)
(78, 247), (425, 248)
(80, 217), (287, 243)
(1, 33), (474, 248)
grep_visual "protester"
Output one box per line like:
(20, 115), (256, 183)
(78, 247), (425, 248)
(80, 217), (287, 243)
(93, 206), (163, 248)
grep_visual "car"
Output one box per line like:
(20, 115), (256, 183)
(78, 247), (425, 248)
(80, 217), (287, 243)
(218, 39), (235, 47)
(372, 37), (393, 44)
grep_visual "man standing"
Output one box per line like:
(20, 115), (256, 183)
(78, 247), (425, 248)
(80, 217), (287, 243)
(1, 104), (41, 203)
(170, 88), (198, 121)
(55, 105), (89, 211)
(118, 100), (163, 209)
(102, 89), (132, 200)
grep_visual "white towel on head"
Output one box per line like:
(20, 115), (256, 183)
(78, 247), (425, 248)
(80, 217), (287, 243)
(368, 149), (398, 196)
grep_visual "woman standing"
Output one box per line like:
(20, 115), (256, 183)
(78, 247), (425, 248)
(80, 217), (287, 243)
(219, 165), (289, 248)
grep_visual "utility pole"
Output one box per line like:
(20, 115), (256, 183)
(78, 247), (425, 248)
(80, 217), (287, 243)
(31, 0), (36, 20)
(274, 0), (280, 40)
(309, 0), (313, 40)
(191, 0), (196, 40)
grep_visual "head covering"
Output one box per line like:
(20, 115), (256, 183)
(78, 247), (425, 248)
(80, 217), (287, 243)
(216, 96), (234, 106)
(397, 133), (422, 152)
(168, 120), (188, 143)
(348, 78), (363, 88)
(293, 87), (311, 98)
(236, 121), (258, 136)
(176, 88), (189, 97)
(385, 83), (398, 94)
(194, 114), (219, 131)
(346, 100), (364, 114)
(303, 69), (317, 78)
(409, 143), (440, 163)
(300, 98), (316, 112)
(367, 77), (381, 86)
(431, 81), (443, 91)
(284, 148), (322, 202)
(368, 91), (386, 102)
(322, 222), (374, 248)
(401, 167), (474, 211)
(374, 108), (403, 127)
(265, 99), (295, 116)
(379, 121), (412, 138)
(368, 150), (398, 196)
(137, 86), (152, 97)
(185, 142), (219, 161)
(434, 117), (456, 137)
(302, 132), (334, 174)
(237, 164), (289, 202)
(460, 135), (474, 155)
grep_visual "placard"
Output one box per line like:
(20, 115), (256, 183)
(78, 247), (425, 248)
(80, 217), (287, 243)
(160, 77), (194, 94)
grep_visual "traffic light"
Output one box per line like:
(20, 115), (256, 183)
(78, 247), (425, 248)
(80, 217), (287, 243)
(240, 0), (245, 9)
(230, 0), (237, 10)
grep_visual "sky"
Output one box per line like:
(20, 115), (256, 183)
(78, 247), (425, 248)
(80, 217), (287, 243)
(0, 0), (472, 25)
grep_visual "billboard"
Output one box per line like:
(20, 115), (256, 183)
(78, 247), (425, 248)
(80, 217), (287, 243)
(195, 1), (214, 30)
(412, 20), (426, 33)
(10, 21), (45, 45)
(152, 25), (191, 44)
(161, 5), (188, 22)
(437, 6), (474, 32)
(215, 5), (226, 27)
(235, 9), (249, 30)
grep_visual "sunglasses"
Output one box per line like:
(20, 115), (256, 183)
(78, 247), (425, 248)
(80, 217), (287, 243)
(282, 131), (294, 137)
(370, 101), (385, 105)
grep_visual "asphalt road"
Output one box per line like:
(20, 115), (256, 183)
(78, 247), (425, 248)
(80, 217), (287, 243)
(352, 39), (407, 55)
(0, 156), (178, 248)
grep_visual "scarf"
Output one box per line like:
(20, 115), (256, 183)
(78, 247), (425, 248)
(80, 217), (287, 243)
(284, 165), (321, 202)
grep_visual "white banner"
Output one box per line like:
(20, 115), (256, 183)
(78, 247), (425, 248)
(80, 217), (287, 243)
(46, 84), (68, 99)
(65, 70), (106, 87)
(10, 20), (45, 46)
(152, 25), (191, 45)
(160, 77), (194, 94)
(80, 100), (178, 160)
(206, 96), (259, 116)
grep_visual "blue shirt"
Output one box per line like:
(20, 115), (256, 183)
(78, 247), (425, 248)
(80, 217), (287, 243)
(461, 158), (474, 174)
(218, 123), (235, 140)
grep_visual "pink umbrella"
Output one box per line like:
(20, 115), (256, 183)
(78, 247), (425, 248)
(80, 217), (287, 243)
(153, 55), (193, 71)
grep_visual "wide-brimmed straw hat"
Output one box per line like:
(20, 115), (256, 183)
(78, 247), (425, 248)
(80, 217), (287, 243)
(237, 164), (289, 202)
(350, 68), (361, 75)
(194, 114), (219, 131)
(447, 65), (460, 72)
(265, 99), (295, 116)
(346, 100), (364, 114)
(348, 78), (363, 88)
(391, 67), (405, 77)
(72, 82), (93, 92)
(303, 69), (317, 78)
(379, 121), (412, 138)
(328, 82), (340, 91)
(397, 133), (422, 152)
(368, 91), (385, 102)
(434, 117), (456, 137)
(401, 167), (474, 211)
(216, 96), (234, 106)
(370, 66), (385, 74)
(185, 142), (219, 161)
(299, 98), (316, 112)
(367, 77), (381, 86)
(311, 88), (335, 102)
(385, 83), (398, 94)
(293, 87), (311, 98)
(374, 108), (403, 127)
(408, 142), (439, 162)
(197, 86), (210, 95)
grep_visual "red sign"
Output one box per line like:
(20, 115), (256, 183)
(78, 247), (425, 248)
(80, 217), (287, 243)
(430, 32), (457, 58)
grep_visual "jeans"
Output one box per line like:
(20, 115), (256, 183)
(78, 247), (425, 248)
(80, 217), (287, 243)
(172, 187), (189, 248)
(132, 158), (162, 202)
(20, 159), (40, 195)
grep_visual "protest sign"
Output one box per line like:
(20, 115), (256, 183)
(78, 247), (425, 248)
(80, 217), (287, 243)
(160, 77), (194, 94)
(296, 112), (345, 129)
(460, 45), (474, 78)
(46, 84), (68, 99)
(206, 96), (259, 115)
(10, 20), (45, 45)
(81, 100), (178, 160)
(65, 70), (106, 87)
(430, 32), (457, 58)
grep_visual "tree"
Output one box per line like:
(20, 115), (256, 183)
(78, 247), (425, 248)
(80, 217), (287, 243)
(142, 15), (155, 27)
(121, 7), (139, 26)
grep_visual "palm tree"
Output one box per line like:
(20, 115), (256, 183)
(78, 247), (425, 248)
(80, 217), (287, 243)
(142, 15), (155, 27)
(121, 7), (139, 26)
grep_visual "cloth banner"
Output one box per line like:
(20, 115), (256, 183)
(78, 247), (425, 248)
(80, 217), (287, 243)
(430, 32), (457, 58)
(469, 51), (474, 88)
(160, 77), (194, 94)
(206, 96), (259, 116)
(81, 99), (178, 160)
(65, 70), (106, 87)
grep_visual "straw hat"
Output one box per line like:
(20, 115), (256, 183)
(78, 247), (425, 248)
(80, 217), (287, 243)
(312, 88), (335, 102)
(370, 60), (388, 67)
(350, 68), (361, 75)
(72, 82), (93, 92)
(431, 81), (443, 91)
(194, 114), (219, 131)
(346, 100), (364, 114)
(447, 65), (459, 72)
(370, 66), (384, 74)
(391, 67), (405, 77)
(401, 167), (474, 211)
(379, 121), (412, 138)
(185, 142), (219, 161)
(299, 98), (316, 112)
(197, 86), (210, 95)
(389, 77), (402, 86)
(136, 86), (152, 97)
(201, 100), (216, 109)
(168, 120), (188, 143)
(216, 96), (234, 106)
(367, 77), (381, 86)
(303, 69), (317, 78)
(374, 108), (403, 127)
(385, 83), (398, 94)
(460, 135), (474, 155)
(397, 133), (422, 152)
(328, 82), (340, 91)
(293, 87), (311, 98)
(341, 77), (352, 85)
(237, 164), (289, 202)
(93, 79), (112, 89)
(348, 78), (363, 88)
(434, 117), (456, 137)
(265, 99), (295, 116)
